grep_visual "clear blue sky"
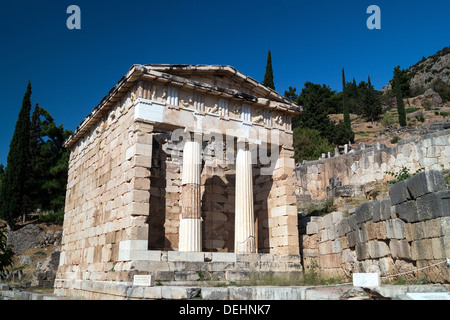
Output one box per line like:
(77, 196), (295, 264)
(0, 0), (449, 166)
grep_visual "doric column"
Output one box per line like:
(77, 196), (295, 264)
(179, 136), (202, 252)
(235, 142), (256, 253)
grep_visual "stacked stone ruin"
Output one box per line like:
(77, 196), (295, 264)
(300, 170), (450, 283)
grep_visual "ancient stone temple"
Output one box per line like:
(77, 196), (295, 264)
(55, 64), (302, 299)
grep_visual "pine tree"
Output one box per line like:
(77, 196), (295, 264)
(342, 68), (351, 131)
(0, 81), (32, 228)
(262, 50), (275, 90)
(360, 77), (382, 123)
(393, 66), (407, 127)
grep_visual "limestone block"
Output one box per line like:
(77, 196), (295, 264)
(167, 251), (204, 262)
(269, 205), (297, 218)
(356, 243), (369, 260)
(365, 221), (377, 240)
(336, 219), (350, 237)
(394, 200), (419, 223)
(424, 219), (442, 238)
(404, 223), (414, 242)
(306, 221), (318, 235)
(319, 254), (341, 269)
(389, 239), (411, 259)
(347, 214), (357, 231)
(406, 170), (446, 199)
(327, 226), (337, 241)
(357, 224), (369, 243)
(332, 238), (342, 254)
(431, 237), (445, 259)
(127, 202), (150, 216)
(131, 190), (150, 203)
(386, 219), (405, 239)
(331, 211), (344, 224)
(319, 241), (333, 255)
(355, 201), (374, 224)
(375, 221), (387, 240)
(368, 240), (390, 259)
(316, 216), (325, 231)
(372, 200), (382, 222)
(347, 231), (358, 248)
(319, 229), (328, 242)
(411, 239), (433, 260)
(302, 234), (319, 250)
(389, 180), (411, 205)
(416, 192), (446, 220)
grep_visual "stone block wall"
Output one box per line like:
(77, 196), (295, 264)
(300, 170), (450, 283)
(57, 87), (156, 284)
(296, 129), (450, 200)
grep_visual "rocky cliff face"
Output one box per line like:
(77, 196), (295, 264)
(408, 46), (450, 91)
(382, 46), (450, 93)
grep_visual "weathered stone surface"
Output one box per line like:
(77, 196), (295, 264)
(416, 192), (445, 220)
(406, 170), (446, 199)
(389, 239), (411, 259)
(347, 214), (357, 231)
(386, 219), (406, 239)
(356, 243), (369, 260)
(368, 240), (390, 259)
(389, 180), (411, 205)
(395, 200), (419, 223)
(337, 220), (350, 237)
(355, 201), (374, 224)
(379, 198), (391, 221)
(7, 224), (46, 251)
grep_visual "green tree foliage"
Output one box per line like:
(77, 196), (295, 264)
(332, 121), (355, 145)
(0, 83), (72, 228)
(358, 77), (383, 122)
(29, 106), (72, 212)
(342, 68), (351, 131)
(0, 82), (32, 228)
(393, 66), (408, 127)
(395, 67), (411, 98)
(295, 82), (335, 139)
(293, 81), (354, 146)
(293, 127), (334, 162)
(262, 50), (275, 90)
(284, 86), (298, 101)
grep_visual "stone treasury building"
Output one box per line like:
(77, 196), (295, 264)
(55, 64), (302, 299)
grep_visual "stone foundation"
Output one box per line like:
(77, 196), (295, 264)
(54, 251), (301, 300)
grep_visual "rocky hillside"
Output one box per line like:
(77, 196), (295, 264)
(408, 46), (450, 91)
(382, 46), (450, 94)
(1, 220), (62, 290)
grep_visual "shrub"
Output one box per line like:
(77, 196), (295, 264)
(39, 210), (64, 224)
(293, 127), (334, 162)
(415, 114), (425, 122)
(0, 228), (14, 280)
(385, 167), (424, 184)
(390, 136), (401, 144)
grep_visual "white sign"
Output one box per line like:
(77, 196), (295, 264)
(133, 275), (154, 287)
(352, 273), (380, 288)
(406, 292), (450, 300)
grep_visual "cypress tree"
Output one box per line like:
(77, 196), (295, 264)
(393, 66), (407, 127)
(0, 81), (32, 228)
(342, 68), (351, 131)
(262, 50), (275, 90)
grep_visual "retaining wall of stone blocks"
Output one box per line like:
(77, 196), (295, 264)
(296, 129), (450, 200)
(299, 170), (450, 283)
